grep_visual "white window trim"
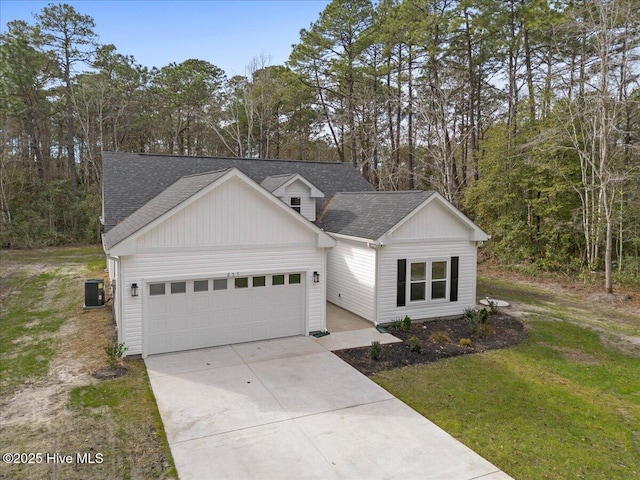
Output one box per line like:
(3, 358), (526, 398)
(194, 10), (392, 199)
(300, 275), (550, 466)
(407, 259), (449, 303)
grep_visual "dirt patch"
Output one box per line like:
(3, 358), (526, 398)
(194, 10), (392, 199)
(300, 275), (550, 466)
(335, 312), (527, 376)
(0, 254), (174, 480)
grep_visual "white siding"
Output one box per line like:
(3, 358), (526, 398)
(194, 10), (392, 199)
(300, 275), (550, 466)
(377, 241), (478, 324)
(326, 239), (376, 322)
(136, 176), (311, 249)
(393, 199), (472, 240)
(121, 246), (325, 356)
(284, 180), (316, 221)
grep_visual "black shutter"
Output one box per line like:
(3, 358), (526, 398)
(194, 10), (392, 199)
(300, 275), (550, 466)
(397, 259), (406, 307)
(450, 256), (459, 302)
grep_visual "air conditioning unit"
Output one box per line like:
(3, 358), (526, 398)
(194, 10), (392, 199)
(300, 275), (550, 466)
(84, 279), (105, 309)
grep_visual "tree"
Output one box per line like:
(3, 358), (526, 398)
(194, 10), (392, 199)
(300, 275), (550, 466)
(35, 3), (97, 195)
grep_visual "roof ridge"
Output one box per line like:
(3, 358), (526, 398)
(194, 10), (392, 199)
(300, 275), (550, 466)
(180, 168), (231, 179)
(334, 190), (431, 195)
(111, 152), (345, 166)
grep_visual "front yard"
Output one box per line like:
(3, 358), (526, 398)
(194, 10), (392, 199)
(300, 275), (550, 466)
(0, 247), (175, 479)
(373, 269), (640, 480)
(1, 247), (638, 480)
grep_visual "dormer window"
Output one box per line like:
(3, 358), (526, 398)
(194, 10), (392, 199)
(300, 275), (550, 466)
(290, 197), (301, 213)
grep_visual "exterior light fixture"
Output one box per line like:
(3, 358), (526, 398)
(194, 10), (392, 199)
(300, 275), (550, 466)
(131, 283), (139, 297)
(313, 271), (320, 283)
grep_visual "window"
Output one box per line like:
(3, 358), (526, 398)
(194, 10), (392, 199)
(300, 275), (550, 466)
(272, 274), (285, 286)
(410, 262), (426, 301)
(149, 283), (165, 296)
(194, 280), (209, 292)
(234, 277), (248, 289)
(408, 260), (448, 302)
(171, 282), (186, 294)
(289, 273), (301, 284)
(431, 261), (447, 299)
(253, 276), (266, 287)
(290, 197), (301, 213)
(213, 278), (227, 290)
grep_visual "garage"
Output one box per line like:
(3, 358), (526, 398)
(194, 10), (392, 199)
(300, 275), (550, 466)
(145, 272), (305, 355)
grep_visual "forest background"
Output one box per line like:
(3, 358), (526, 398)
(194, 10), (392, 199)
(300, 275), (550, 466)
(1, 0), (639, 292)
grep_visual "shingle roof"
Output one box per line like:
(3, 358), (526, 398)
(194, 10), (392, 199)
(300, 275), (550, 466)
(319, 191), (435, 240)
(102, 152), (375, 232)
(260, 173), (296, 193)
(104, 169), (228, 248)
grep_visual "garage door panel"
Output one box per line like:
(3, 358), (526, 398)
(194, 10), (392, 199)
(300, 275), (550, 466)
(147, 273), (306, 355)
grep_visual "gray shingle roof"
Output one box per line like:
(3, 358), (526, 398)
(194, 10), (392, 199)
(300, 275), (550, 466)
(102, 152), (375, 232)
(104, 169), (228, 248)
(260, 173), (296, 193)
(319, 191), (435, 240)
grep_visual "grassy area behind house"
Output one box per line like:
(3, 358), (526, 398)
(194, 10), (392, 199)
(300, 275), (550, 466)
(374, 273), (640, 480)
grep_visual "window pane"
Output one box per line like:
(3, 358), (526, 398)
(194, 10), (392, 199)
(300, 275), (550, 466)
(235, 277), (248, 289)
(289, 273), (301, 284)
(171, 282), (186, 294)
(410, 282), (425, 301)
(272, 274), (285, 286)
(432, 280), (447, 299)
(213, 278), (227, 290)
(253, 276), (266, 287)
(194, 280), (208, 292)
(149, 283), (165, 296)
(290, 197), (301, 206)
(410, 262), (426, 281)
(432, 261), (447, 280)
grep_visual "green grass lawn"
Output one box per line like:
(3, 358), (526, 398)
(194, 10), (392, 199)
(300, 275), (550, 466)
(374, 277), (640, 480)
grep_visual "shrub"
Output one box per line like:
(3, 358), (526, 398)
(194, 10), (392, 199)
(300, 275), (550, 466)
(369, 341), (382, 361)
(401, 315), (413, 332)
(459, 338), (472, 346)
(429, 331), (451, 344)
(105, 336), (127, 369)
(487, 299), (499, 315)
(408, 335), (422, 353)
(478, 308), (489, 324)
(478, 324), (495, 338)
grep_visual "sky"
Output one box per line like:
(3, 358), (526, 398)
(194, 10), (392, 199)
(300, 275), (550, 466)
(0, 0), (331, 76)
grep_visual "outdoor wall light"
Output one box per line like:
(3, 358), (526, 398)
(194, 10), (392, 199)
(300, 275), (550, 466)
(131, 283), (139, 297)
(313, 271), (320, 283)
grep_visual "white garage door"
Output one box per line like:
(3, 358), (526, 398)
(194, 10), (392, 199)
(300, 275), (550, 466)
(145, 273), (305, 355)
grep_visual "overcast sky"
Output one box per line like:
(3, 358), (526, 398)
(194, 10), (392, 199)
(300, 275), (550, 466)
(1, 0), (331, 76)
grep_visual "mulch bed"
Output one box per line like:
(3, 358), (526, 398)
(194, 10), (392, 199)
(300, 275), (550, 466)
(334, 312), (528, 376)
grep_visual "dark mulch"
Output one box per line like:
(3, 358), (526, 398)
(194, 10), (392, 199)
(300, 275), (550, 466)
(334, 312), (528, 376)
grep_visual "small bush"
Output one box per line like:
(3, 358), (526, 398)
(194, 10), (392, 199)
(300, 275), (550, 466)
(459, 338), (472, 346)
(487, 299), (499, 315)
(401, 315), (413, 332)
(478, 324), (495, 338)
(429, 331), (451, 344)
(105, 336), (127, 369)
(478, 308), (489, 324)
(369, 341), (382, 361)
(408, 335), (422, 353)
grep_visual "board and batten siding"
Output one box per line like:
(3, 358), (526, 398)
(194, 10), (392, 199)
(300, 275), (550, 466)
(121, 246), (325, 355)
(326, 238), (376, 322)
(135, 176), (312, 249)
(283, 180), (316, 221)
(377, 241), (477, 324)
(392, 198), (472, 240)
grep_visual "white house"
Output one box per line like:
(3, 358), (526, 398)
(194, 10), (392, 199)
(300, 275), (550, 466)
(101, 152), (488, 357)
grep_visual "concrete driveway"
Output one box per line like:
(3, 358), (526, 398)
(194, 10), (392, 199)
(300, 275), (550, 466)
(146, 337), (512, 480)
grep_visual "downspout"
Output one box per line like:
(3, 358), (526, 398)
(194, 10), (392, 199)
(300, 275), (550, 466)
(368, 242), (381, 326)
(106, 254), (123, 346)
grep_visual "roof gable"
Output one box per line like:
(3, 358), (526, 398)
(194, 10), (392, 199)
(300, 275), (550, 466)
(319, 191), (488, 243)
(102, 152), (373, 232)
(104, 168), (335, 253)
(261, 173), (324, 198)
(319, 191), (433, 241)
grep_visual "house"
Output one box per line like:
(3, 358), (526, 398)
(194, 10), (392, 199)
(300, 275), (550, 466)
(102, 152), (488, 357)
